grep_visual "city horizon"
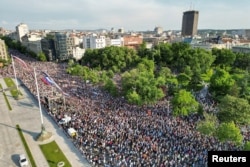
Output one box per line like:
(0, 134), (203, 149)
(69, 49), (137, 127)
(1, 0), (250, 31)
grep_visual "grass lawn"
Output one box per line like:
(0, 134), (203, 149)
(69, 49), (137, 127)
(3, 77), (21, 99)
(0, 83), (12, 110)
(40, 141), (72, 167)
(16, 125), (37, 167)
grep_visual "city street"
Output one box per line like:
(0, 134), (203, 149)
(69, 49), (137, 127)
(0, 77), (90, 167)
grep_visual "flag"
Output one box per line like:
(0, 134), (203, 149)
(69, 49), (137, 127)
(41, 71), (69, 96)
(12, 55), (29, 70)
(41, 77), (49, 85)
(12, 55), (34, 78)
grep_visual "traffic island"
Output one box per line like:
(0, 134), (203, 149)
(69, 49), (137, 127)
(40, 140), (72, 167)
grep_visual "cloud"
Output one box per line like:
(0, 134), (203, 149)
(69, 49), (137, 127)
(1, 0), (250, 30)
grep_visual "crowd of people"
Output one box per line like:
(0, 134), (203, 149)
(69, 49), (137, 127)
(1, 50), (247, 167)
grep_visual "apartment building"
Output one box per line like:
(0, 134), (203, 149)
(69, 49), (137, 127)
(16, 23), (29, 42)
(0, 39), (8, 61)
(83, 34), (106, 49)
(21, 33), (42, 54)
(123, 35), (143, 50)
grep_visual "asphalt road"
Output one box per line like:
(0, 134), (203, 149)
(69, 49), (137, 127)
(0, 79), (27, 167)
(0, 77), (90, 167)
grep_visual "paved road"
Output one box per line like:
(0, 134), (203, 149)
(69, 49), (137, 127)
(0, 78), (27, 167)
(0, 78), (90, 167)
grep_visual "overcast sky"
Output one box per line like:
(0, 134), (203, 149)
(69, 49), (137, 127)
(1, 0), (249, 31)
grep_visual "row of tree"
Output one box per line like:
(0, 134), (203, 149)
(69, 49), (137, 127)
(0, 36), (47, 62)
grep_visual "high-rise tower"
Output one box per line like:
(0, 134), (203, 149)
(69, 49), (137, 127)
(181, 10), (199, 37)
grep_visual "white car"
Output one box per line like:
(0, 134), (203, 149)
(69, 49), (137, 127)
(19, 154), (28, 167)
(58, 116), (71, 124)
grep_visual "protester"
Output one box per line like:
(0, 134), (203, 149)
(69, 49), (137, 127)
(2, 50), (245, 167)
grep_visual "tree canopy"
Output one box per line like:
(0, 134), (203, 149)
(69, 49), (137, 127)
(121, 59), (165, 105)
(217, 95), (250, 125)
(81, 46), (139, 72)
(197, 112), (218, 136)
(171, 89), (199, 116)
(209, 68), (235, 97)
(216, 122), (243, 145)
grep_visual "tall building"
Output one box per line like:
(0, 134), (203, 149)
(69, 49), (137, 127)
(16, 23), (29, 42)
(181, 10), (199, 37)
(0, 39), (8, 61)
(54, 32), (68, 61)
(41, 38), (56, 61)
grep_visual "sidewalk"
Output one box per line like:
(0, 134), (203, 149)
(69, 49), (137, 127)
(1, 78), (90, 167)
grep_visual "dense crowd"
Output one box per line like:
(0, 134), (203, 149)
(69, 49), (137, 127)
(1, 50), (246, 167)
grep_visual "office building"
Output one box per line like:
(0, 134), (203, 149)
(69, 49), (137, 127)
(54, 32), (68, 61)
(181, 10), (199, 37)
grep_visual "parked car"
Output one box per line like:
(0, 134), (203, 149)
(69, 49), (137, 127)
(19, 154), (28, 167)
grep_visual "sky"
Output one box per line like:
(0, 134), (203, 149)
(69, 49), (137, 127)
(1, 0), (249, 31)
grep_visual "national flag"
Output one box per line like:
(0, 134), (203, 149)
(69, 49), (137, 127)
(45, 76), (54, 85)
(12, 55), (29, 70)
(41, 77), (49, 85)
(41, 71), (69, 96)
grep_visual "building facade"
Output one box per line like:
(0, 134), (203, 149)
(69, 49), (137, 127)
(0, 39), (8, 61)
(83, 34), (106, 49)
(232, 44), (250, 53)
(72, 47), (85, 60)
(123, 35), (143, 50)
(181, 10), (199, 37)
(54, 32), (69, 61)
(41, 38), (56, 61)
(16, 23), (29, 42)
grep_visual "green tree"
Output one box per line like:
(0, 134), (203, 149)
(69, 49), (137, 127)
(244, 141), (250, 151)
(126, 90), (142, 105)
(121, 60), (165, 105)
(104, 79), (118, 96)
(171, 89), (199, 116)
(209, 68), (235, 97)
(81, 46), (139, 72)
(216, 122), (243, 145)
(234, 52), (250, 71)
(177, 73), (191, 88)
(217, 95), (250, 125)
(197, 112), (218, 136)
(37, 51), (47, 61)
(212, 48), (236, 68)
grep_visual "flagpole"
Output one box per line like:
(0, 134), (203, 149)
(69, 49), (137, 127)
(34, 67), (44, 129)
(11, 55), (19, 91)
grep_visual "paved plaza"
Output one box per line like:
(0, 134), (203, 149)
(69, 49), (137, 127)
(0, 77), (90, 167)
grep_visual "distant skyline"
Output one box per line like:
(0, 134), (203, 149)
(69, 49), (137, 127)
(1, 0), (250, 31)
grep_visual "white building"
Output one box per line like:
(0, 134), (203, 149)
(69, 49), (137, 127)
(22, 33), (42, 54)
(232, 44), (250, 53)
(83, 34), (106, 49)
(16, 23), (29, 42)
(72, 47), (85, 60)
(110, 38), (123, 47)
